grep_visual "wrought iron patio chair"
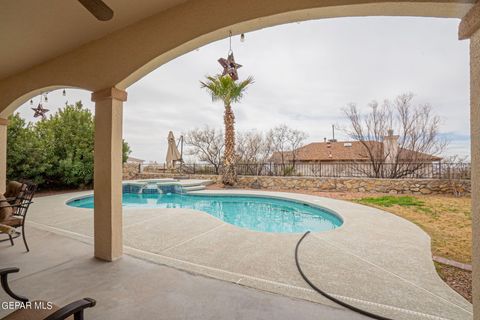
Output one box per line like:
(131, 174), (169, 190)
(0, 182), (37, 252)
(0, 224), (16, 246)
(0, 267), (96, 320)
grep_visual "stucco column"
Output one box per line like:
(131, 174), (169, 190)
(91, 87), (127, 261)
(460, 7), (480, 316)
(458, 3), (480, 320)
(471, 31), (480, 319)
(0, 118), (8, 194)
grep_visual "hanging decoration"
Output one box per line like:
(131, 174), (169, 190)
(30, 89), (70, 119)
(30, 91), (50, 120)
(218, 53), (242, 81)
(31, 103), (49, 120)
(62, 89), (68, 105)
(218, 31), (242, 81)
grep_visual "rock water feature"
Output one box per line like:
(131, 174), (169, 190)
(122, 180), (185, 194)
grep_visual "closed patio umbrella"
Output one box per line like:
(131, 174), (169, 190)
(166, 131), (182, 169)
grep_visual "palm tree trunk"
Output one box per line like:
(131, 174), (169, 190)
(223, 104), (237, 185)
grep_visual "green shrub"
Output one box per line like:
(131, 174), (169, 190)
(7, 101), (131, 189)
(6, 114), (51, 185)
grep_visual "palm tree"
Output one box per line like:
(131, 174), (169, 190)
(201, 75), (254, 186)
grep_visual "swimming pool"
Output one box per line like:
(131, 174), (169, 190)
(67, 193), (343, 233)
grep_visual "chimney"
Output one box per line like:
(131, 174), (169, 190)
(329, 125), (337, 142)
(383, 129), (399, 163)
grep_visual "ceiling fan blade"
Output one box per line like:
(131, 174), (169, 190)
(78, 0), (114, 21)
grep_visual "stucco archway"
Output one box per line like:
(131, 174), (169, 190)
(0, 0), (474, 116)
(0, 1), (478, 317)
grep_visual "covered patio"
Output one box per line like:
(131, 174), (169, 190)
(0, 0), (479, 319)
(0, 227), (362, 319)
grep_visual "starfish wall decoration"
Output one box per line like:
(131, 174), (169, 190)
(218, 52), (242, 81)
(31, 103), (49, 120)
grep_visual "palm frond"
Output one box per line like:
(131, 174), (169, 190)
(201, 74), (254, 106)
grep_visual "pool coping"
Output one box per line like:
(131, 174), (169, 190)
(26, 188), (473, 320)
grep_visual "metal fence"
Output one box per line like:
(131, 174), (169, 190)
(142, 163), (219, 175)
(141, 162), (471, 180)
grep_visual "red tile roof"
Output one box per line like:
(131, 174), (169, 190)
(271, 141), (442, 162)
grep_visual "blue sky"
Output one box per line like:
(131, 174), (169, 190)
(17, 17), (470, 162)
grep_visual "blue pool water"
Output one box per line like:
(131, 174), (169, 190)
(68, 193), (342, 233)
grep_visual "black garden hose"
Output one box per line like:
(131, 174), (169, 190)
(294, 231), (394, 320)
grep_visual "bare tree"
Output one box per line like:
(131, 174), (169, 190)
(236, 131), (274, 175)
(287, 128), (308, 167)
(236, 131), (273, 163)
(269, 124), (308, 175)
(269, 125), (291, 173)
(184, 126), (224, 174)
(343, 93), (447, 178)
(442, 155), (471, 180)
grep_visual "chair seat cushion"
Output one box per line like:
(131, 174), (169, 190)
(1, 300), (73, 320)
(0, 224), (15, 235)
(1, 216), (22, 227)
(4, 181), (25, 199)
(0, 194), (13, 222)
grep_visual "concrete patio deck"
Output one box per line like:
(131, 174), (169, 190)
(0, 228), (366, 319)
(2, 189), (473, 319)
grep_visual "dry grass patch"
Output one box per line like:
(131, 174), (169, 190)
(354, 195), (471, 264)
(315, 192), (472, 301)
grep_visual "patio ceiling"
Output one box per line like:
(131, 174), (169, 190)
(0, 0), (476, 118)
(0, 0), (187, 79)
(0, 0), (475, 85)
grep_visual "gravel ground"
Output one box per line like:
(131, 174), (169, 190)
(435, 263), (472, 302)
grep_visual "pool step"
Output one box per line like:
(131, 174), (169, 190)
(183, 185), (206, 192)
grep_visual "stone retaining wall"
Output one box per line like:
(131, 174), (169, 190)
(237, 176), (471, 195)
(123, 171), (470, 195)
(123, 163), (141, 180)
